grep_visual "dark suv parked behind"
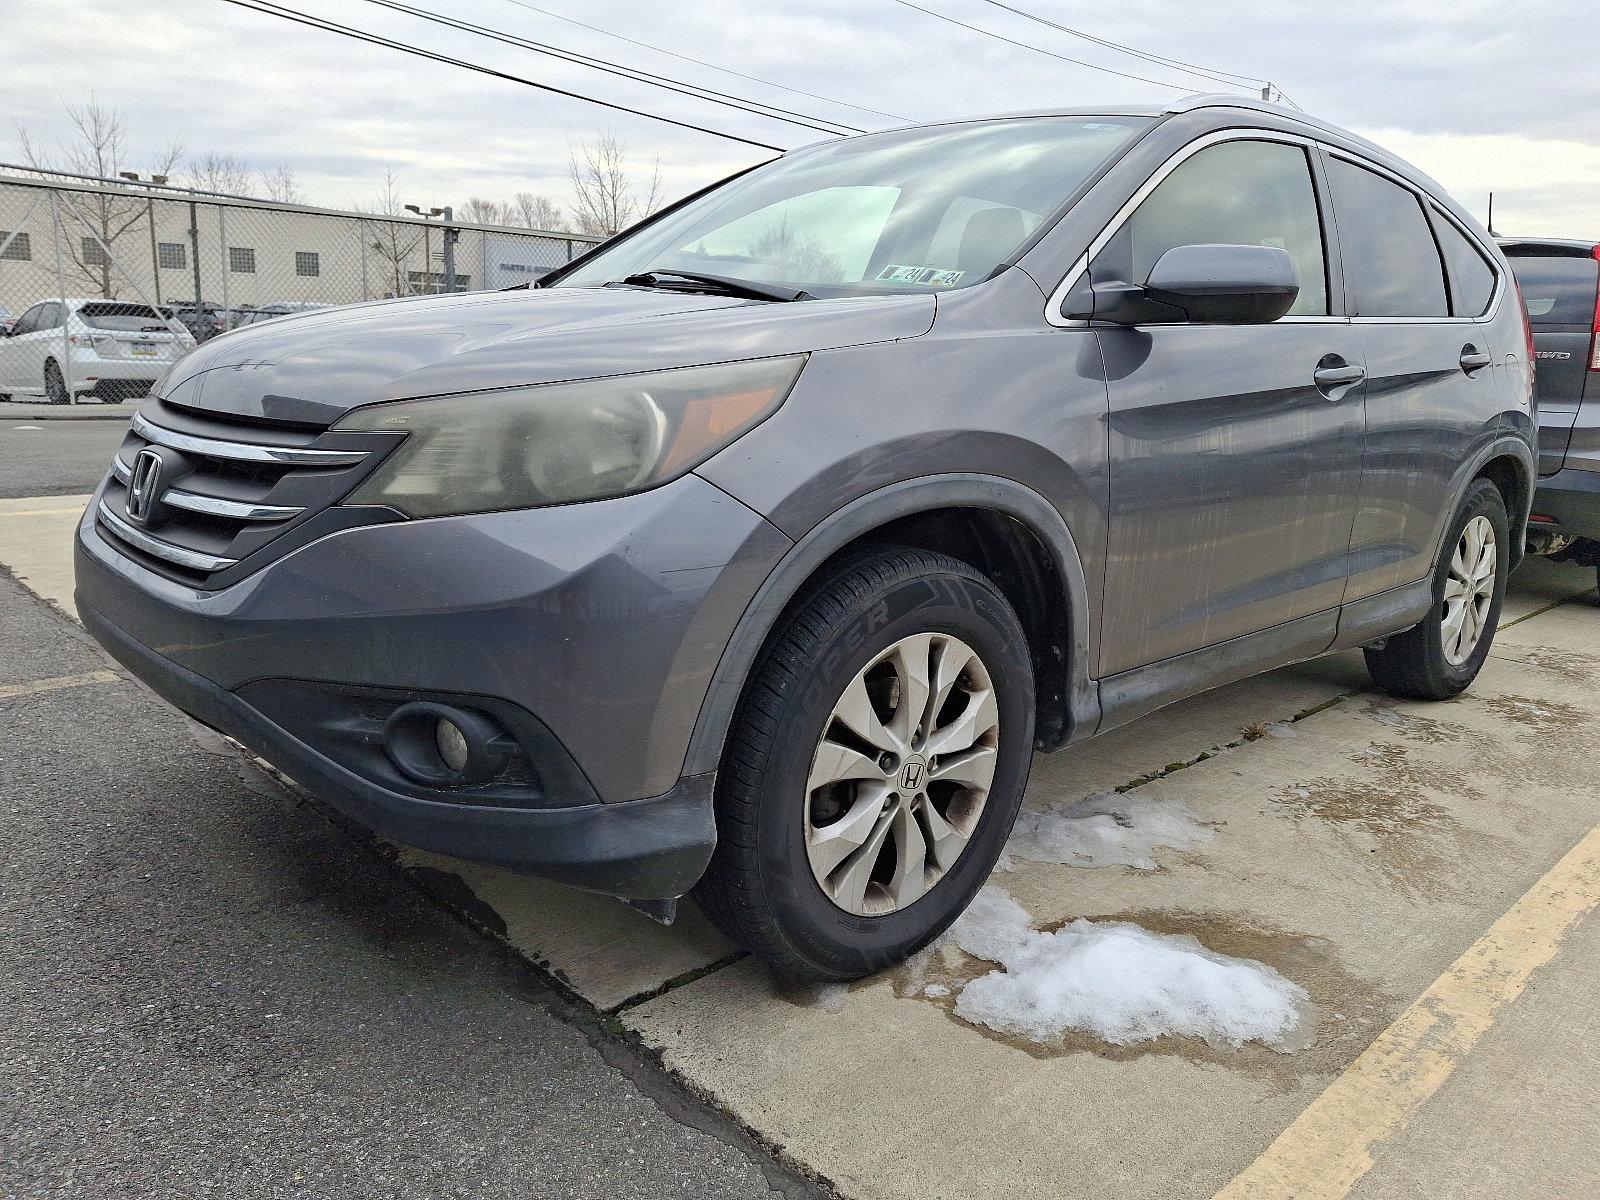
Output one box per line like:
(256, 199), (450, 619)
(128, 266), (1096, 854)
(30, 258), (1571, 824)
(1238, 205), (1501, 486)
(1498, 239), (1600, 581)
(77, 96), (1535, 980)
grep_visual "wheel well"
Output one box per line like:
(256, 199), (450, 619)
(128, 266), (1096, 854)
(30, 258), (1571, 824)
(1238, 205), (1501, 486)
(808, 506), (1072, 749)
(1477, 454), (1528, 567)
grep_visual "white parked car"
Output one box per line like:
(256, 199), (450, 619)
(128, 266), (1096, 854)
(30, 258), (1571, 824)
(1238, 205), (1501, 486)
(0, 298), (196, 404)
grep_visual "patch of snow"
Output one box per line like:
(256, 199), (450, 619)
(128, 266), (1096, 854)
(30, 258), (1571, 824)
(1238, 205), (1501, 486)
(923, 983), (950, 998)
(11, 424), (41, 431)
(1370, 707), (1409, 729)
(785, 982), (849, 1013)
(1004, 792), (1216, 870)
(1262, 721), (1298, 738)
(947, 886), (1311, 1051)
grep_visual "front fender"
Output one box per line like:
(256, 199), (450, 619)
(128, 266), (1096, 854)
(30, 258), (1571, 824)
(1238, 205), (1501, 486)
(679, 472), (1100, 780)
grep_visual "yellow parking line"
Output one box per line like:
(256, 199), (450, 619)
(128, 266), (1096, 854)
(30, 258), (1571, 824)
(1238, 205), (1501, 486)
(1214, 824), (1600, 1200)
(0, 670), (121, 700)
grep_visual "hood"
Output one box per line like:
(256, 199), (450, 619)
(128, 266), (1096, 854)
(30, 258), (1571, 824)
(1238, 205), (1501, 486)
(158, 286), (936, 425)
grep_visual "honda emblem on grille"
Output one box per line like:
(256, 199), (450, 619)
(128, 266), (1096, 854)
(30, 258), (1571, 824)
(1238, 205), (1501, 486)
(127, 448), (162, 523)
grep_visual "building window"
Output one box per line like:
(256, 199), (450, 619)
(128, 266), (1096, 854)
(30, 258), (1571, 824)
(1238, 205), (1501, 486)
(294, 251), (320, 277)
(0, 231), (31, 261)
(229, 246), (256, 274)
(82, 237), (111, 268)
(158, 242), (187, 270)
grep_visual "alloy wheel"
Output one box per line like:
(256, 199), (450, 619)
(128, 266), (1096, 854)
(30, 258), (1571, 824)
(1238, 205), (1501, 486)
(803, 632), (1000, 916)
(1442, 514), (1497, 665)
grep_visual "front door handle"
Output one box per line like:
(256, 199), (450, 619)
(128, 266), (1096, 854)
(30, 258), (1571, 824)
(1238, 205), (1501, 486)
(1460, 345), (1493, 373)
(1313, 358), (1366, 398)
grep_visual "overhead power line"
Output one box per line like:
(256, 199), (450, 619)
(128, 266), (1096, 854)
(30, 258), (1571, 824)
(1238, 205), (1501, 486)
(359, 0), (865, 137)
(885, 0), (1206, 92)
(493, 0), (914, 125)
(976, 0), (1268, 88)
(216, 0), (790, 152)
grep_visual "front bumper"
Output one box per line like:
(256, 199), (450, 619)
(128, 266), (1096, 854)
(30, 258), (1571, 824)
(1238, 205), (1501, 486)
(75, 472), (793, 898)
(83, 599), (717, 898)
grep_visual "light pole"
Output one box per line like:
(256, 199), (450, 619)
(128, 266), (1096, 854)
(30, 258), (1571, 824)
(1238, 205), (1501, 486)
(120, 171), (170, 305)
(405, 204), (459, 294)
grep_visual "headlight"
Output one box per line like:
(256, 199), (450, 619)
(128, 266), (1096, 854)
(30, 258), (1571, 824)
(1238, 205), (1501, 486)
(335, 355), (805, 518)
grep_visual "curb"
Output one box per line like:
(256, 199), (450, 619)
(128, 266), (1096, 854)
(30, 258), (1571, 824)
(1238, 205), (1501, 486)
(1, 403), (132, 422)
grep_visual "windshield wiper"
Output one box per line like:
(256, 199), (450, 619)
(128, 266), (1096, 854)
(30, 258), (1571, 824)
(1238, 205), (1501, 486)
(617, 269), (810, 303)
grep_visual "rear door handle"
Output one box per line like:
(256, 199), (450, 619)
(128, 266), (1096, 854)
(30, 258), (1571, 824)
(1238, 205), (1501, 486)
(1460, 346), (1493, 373)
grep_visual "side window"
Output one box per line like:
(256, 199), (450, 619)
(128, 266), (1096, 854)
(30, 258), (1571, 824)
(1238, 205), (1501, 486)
(36, 303), (64, 331)
(10, 305), (43, 336)
(1429, 208), (1497, 317)
(1093, 139), (1329, 316)
(1326, 159), (1448, 317)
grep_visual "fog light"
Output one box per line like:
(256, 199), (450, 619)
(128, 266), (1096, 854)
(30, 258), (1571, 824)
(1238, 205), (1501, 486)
(383, 701), (510, 788)
(435, 718), (470, 772)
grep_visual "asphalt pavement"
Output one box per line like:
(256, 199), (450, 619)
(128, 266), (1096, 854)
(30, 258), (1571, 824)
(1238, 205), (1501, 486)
(0, 571), (817, 1200)
(1, 418), (127, 498)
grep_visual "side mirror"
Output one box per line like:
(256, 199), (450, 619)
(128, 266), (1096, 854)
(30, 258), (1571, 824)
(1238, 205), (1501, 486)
(1064, 243), (1300, 326)
(1143, 244), (1299, 324)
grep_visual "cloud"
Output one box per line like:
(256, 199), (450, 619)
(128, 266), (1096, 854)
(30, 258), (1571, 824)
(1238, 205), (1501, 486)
(4, 0), (1596, 236)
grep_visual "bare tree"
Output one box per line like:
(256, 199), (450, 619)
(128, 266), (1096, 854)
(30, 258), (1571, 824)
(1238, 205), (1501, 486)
(512, 192), (565, 231)
(260, 164), (303, 204)
(457, 196), (510, 225)
(16, 98), (183, 298)
(353, 171), (425, 297)
(567, 132), (661, 237)
(457, 192), (568, 231)
(187, 151), (255, 196)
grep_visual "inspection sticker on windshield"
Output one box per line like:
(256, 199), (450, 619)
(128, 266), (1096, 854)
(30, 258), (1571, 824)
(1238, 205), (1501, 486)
(877, 264), (964, 286)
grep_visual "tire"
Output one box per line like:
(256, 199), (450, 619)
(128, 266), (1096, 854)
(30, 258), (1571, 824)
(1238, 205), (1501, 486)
(44, 359), (69, 405)
(694, 545), (1036, 981)
(1365, 478), (1508, 700)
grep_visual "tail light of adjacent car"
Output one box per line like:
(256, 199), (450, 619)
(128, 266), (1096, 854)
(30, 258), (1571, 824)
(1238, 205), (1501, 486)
(1514, 279), (1537, 393)
(1589, 243), (1600, 372)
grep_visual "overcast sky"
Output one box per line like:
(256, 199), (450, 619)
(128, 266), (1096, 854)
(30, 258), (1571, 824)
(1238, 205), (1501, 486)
(7, 0), (1599, 237)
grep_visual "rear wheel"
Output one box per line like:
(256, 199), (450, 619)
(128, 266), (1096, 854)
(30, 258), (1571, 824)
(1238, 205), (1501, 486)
(694, 546), (1036, 981)
(43, 359), (69, 405)
(1365, 478), (1508, 700)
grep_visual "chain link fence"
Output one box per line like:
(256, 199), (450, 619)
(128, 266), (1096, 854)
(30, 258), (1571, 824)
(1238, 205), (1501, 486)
(0, 171), (603, 353)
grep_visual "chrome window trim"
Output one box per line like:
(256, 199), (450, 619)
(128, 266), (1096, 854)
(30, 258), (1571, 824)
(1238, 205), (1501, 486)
(131, 411), (369, 466)
(162, 489), (304, 521)
(1043, 127), (1504, 329)
(97, 501), (239, 572)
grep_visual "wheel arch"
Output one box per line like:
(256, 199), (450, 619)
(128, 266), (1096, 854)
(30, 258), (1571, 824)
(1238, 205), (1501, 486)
(681, 474), (1098, 780)
(1474, 445), (1532, 570)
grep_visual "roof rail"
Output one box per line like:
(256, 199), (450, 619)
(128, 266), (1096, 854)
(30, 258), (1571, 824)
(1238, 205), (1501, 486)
(1161, 92), (1292, 117)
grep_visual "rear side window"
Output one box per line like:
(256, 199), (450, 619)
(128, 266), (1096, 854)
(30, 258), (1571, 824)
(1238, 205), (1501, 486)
(1430, 211), (1497, 317)
(79, 302), (167, 332)
(1508, 256), (1600, 326)
(1093, 139), (1330, 316)
(1327, 158), (1448, 317)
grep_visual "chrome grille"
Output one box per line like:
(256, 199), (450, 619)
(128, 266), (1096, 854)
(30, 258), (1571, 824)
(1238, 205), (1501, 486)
(96, 399), (403, 586)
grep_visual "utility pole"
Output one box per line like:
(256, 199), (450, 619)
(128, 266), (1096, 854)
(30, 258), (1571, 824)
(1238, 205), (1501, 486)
(405, 204), (458, 294)
(440, 205), (457, 295)
(120, 171), (170, 305)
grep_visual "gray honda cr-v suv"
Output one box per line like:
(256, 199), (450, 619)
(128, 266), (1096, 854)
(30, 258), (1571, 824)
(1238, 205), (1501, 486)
(77, 95), (1535, 980)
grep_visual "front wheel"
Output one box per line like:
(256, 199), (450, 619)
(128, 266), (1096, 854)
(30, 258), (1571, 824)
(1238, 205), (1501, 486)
(1365, 478), (1508, 700)
(693, 546), (1036, 981)
(44, 359), (69, 405)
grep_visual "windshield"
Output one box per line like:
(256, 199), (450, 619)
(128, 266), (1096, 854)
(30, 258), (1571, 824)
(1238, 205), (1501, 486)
(554, 116), (1150, 297)
(79, 302), (169, 332)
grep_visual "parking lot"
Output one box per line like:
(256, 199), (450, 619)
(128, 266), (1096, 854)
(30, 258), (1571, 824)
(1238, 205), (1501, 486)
(5, 413), (1600, 1199)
